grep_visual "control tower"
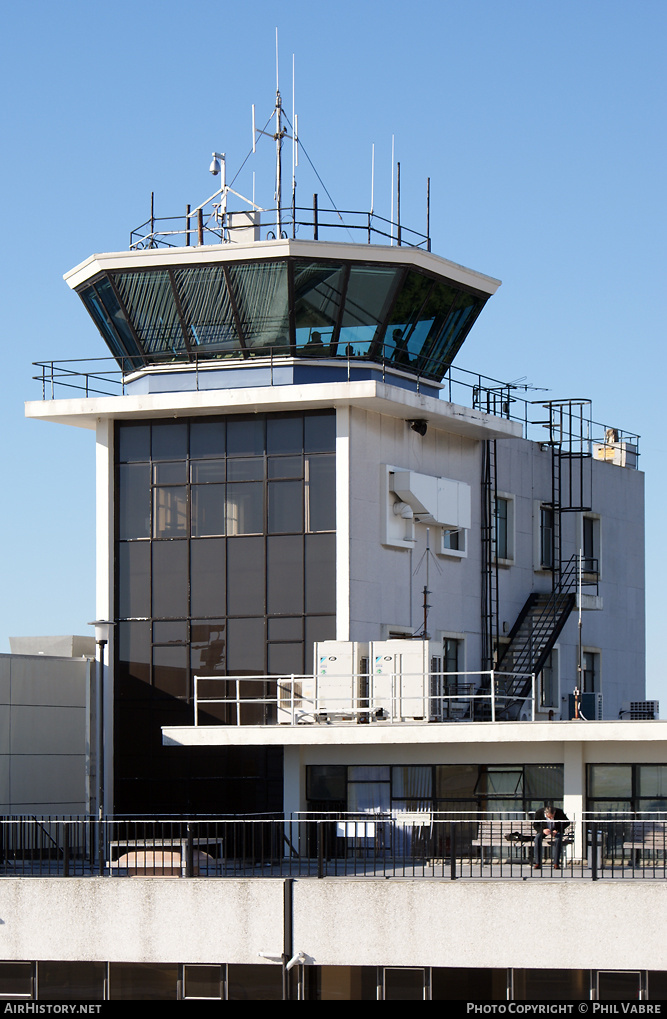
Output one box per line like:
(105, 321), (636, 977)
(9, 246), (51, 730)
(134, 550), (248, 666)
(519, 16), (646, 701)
(27, 93), (644, 817)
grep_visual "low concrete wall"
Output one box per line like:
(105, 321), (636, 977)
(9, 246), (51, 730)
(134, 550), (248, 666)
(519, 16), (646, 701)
(294, 879), (666, 970)
(0, 879), (284, 964)
(0, 877), (661, 971)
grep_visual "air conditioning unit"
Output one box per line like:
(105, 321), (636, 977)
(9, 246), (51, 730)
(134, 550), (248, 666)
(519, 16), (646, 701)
(308, 641), (370, 722)
(369, 639), (443, 721)
(568, 692), (603, 720)
(629, 700), (659, 720)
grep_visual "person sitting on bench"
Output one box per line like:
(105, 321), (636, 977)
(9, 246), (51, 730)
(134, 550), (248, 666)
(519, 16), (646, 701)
(533, 803), (568, 869)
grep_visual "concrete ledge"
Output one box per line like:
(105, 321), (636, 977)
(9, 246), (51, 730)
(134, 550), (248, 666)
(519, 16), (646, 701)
(0, 877), (663, 971)
(162, 718), (667, 748)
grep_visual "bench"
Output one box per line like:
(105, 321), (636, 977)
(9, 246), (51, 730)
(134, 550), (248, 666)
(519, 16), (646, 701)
(109, 837), (223, 877)
(472, 820), (573, 864)
(622, 822), (667, 861)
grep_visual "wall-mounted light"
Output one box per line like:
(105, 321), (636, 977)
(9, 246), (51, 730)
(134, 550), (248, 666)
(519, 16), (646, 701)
(408, 419), (428, 436)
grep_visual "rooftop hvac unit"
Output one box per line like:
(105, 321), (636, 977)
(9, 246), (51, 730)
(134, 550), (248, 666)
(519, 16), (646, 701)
(568, 692), (603, 720)
(308, 641), (370, 722)
(369, 639), (443, 721)
(629, 700), (660, 720)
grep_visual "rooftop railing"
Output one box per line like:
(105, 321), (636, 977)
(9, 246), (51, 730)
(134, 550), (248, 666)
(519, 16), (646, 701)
(31, 355), (640, 459)
(129, 201), (431, 251)
(1, 815), (665, 881)
(192, 670), (534, 727)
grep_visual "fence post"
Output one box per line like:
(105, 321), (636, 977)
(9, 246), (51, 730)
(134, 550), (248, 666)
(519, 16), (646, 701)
(591, 824), (599, 881)
(185, 822), (194, 878)
(450, 823), (457, 880)
(317, 821), (324, 879)
(63, 823), (70, 877)
(97, 819), (104, 877)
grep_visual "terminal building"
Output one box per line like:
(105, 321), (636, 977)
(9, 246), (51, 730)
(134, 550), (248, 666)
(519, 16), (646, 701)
(5, 100), (664, 1000)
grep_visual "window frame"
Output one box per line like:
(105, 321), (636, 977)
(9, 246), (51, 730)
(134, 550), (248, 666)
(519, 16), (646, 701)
(580, 512), (601, 578)
(494, 492), (515, 565)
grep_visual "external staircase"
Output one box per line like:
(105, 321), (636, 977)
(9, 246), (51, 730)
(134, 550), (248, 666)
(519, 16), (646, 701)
(496, 555), (596, 713)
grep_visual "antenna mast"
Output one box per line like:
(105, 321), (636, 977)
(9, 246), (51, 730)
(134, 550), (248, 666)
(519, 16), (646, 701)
(273, 28), (287, 237)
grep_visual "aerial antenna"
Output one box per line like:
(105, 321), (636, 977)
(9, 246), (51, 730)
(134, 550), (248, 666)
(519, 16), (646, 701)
(292, 53), (297, 235)
(390, 135), (395, 245)
(412, 527), (442, 639)
(426, 177), (430, 252)
(370, 143), (375, 215)
(273, 28), (286, 235)
(422, 527), (431, 639)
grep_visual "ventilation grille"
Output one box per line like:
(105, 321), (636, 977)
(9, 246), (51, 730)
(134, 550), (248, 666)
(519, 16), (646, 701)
(630, 700), (659, 720)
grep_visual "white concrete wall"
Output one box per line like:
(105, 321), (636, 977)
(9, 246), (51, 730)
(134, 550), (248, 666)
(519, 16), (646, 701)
(0, 879), (284, 965)
(0, 877), (662, 972)
(344, 406), (645, 721)
(494, 436), (646, 721)
(0, 654), (94, 814)
(295, 879), (667, 971)
(347, 405), (484, 666)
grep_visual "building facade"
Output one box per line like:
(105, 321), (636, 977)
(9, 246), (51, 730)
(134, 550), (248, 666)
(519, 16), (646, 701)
(13, 191), (659, 1000)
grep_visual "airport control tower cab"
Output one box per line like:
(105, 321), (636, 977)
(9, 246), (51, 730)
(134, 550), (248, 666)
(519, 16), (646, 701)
(64, 90), (500, 398)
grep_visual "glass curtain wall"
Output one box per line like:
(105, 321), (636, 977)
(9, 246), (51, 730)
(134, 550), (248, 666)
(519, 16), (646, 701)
(115, 410), (336, 814)
(79, 259), (487, 381)
(587, 764), (667, 815)
(307, 764), (563, 816)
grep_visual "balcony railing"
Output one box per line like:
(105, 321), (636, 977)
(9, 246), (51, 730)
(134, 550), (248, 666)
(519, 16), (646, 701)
(192, 670), (535, 726)
(0, 815), (664, 880)
(129, 203), (431, 251)
(30, 356), (640, 461)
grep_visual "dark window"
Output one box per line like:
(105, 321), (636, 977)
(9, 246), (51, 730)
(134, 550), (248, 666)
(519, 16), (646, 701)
(495, 497), (510, 560)
(183, 965), (224, 1000)
(118, 464), (150, 538)
(0, 962), (33, 999)
(109, 963), (178, 1000)
(540, 505), (554, 569)
(227, 964), (283, 1001)
(582, 651), (600, 694)
(587, 764), (667, 814)
(115, 411), (336, 812)
(38, 962), (105, 1001)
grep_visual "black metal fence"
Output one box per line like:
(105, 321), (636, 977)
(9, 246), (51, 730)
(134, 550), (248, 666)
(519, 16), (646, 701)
(0, 815), (665, 880)
(129, 204), (431, 251)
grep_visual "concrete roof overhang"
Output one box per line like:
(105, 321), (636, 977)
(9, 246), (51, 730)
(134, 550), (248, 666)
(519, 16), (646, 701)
(161, 719), (667, 749)
(64, 238), (501, 297)
(25, 378), (522, 441)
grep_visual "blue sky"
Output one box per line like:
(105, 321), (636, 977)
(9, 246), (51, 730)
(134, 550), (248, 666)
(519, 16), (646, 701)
(0, 1), (664, 699)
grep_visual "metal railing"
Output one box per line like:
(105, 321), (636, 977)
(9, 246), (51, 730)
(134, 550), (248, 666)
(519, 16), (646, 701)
(31, 356), (640, 460)
(129, 203), (430, 251)
(0, 815), (665, 880)
(192, 670), (536, 727)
